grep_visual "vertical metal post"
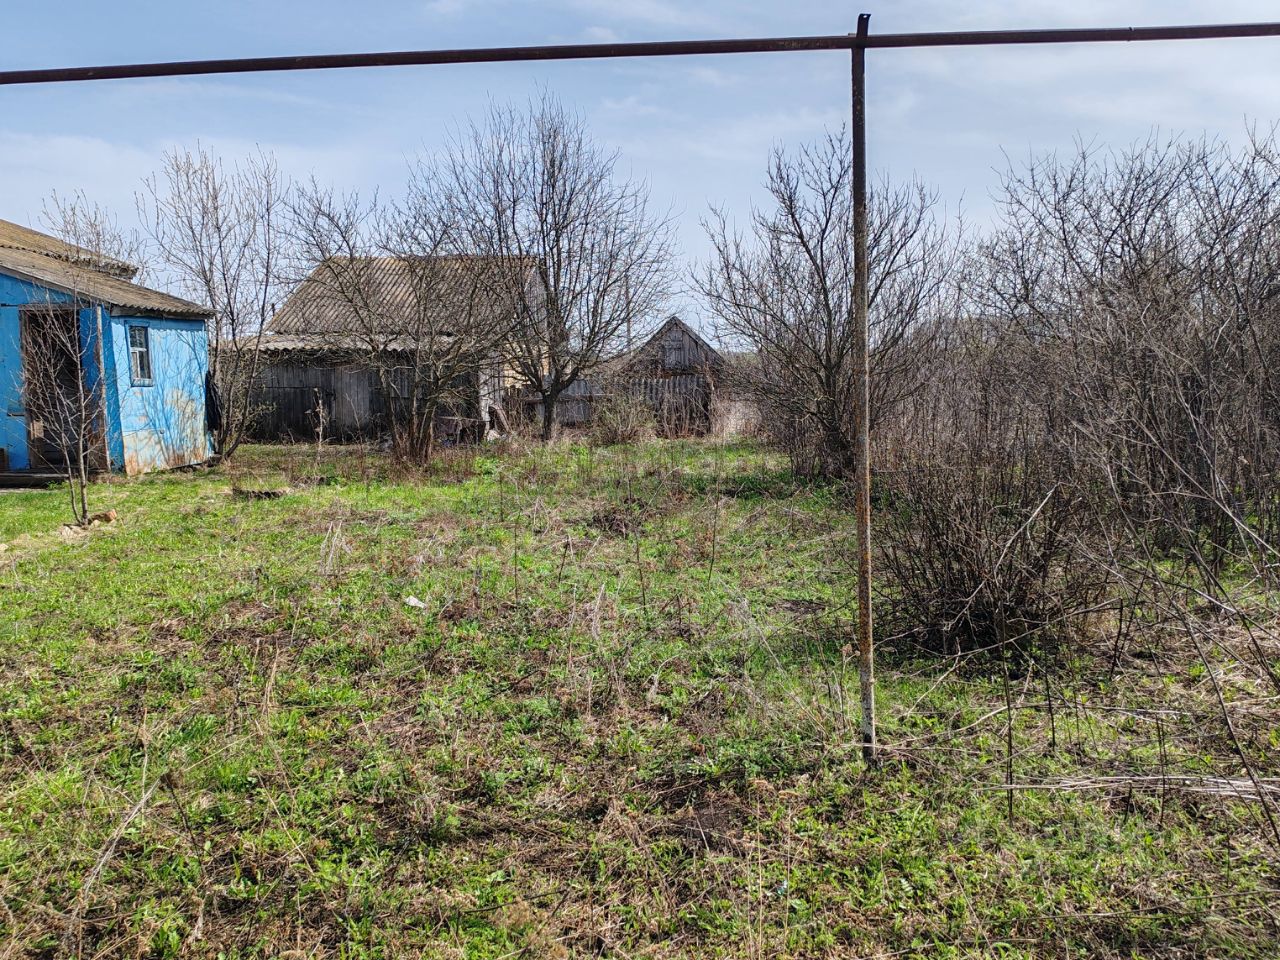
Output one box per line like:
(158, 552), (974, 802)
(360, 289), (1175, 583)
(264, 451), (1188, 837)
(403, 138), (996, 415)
(852, 12), (876, 765)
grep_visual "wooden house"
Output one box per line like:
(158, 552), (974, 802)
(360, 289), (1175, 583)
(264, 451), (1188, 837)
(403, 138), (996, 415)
(250, 256), (538, 443)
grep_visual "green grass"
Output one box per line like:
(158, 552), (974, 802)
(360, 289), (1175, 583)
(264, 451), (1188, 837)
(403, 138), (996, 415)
(0, 439), (1276, 958)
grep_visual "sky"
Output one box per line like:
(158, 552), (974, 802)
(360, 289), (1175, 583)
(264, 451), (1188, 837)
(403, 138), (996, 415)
(3, 0), (1280, 327)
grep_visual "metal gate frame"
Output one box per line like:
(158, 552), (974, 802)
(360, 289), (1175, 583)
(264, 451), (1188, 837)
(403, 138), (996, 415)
(6, 14), (1280, 762)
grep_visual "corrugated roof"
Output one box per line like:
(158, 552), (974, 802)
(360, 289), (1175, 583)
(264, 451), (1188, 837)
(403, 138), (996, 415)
(270, 255), (539, 337)
(256, 333), (434, 353)
(0, 218), (137, 279)
(0, 242), (211, 319)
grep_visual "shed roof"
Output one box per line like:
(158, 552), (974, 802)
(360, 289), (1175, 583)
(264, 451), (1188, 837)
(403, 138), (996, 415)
(0, 218), (137, 279)
(0, 218), (210, 319)
(270, 255), (539, 338)
(610, 315), (724, 373)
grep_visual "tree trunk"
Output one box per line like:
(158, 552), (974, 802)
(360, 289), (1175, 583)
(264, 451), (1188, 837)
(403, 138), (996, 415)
(540, 391), (560, 442)
(422, 407), (437, 464)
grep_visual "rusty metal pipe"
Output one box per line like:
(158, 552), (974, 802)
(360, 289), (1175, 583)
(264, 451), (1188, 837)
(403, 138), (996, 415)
(851, 13), (875, 766)
(0, 37), (855, 85)
(866, 22), (1280, 48)
(1, 22), (1279, 86)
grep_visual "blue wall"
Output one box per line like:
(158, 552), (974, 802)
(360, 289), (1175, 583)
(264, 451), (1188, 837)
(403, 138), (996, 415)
(110, 314), (211, 473)
(0, 269), (210, 474)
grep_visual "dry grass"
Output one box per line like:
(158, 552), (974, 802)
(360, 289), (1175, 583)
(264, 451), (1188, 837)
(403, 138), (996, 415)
(0, 440), (1276, 958)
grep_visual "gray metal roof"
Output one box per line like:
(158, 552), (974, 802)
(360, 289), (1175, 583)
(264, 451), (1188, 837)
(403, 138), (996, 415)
(270, 255), (538, 337)
(255, 332), (432, 353)
(0, 219), (210, 319)
(0, 218), (137, 279)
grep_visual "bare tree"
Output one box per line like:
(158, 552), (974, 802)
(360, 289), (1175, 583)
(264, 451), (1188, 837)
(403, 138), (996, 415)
(433, 93), (674, 440)
(42, 191), (149, 280)
(699, 130), (955, 478)
(141, 147), (292, 458)
(39, 192), (151, 479)
(18, 303), (98, 524)
(289, 182), (522, 462)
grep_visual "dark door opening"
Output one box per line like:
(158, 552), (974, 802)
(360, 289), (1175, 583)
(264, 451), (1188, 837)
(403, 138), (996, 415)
(18, 306), (87, 470)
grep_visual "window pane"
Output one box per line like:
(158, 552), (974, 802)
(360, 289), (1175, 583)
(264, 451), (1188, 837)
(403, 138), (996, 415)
(129, 327), (152, 382)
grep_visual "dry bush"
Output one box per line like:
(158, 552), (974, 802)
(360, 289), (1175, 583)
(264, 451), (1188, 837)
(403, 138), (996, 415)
(871, 132), (1280, 669)
(590, 390), (655, 446)
(878, 435), (1112, 657)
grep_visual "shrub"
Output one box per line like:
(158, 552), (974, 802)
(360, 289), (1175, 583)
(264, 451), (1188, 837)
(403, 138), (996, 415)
(877, 436), (1112, 657)
(590, 391), (655, 446)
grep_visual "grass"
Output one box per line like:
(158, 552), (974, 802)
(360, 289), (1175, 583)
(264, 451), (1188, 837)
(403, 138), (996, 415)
(0, 438), (1277, 958)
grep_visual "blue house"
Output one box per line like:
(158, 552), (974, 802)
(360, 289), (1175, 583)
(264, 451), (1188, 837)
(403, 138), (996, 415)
(0, 219), (213, 477)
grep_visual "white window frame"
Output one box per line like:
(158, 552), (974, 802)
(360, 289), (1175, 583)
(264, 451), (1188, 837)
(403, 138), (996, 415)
(128, 325), (153, 385)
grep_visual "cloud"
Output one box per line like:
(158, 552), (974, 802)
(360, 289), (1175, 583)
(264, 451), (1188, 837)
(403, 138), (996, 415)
(0, 130), (404, 236)
(101, 78), (326, 111)
(601, 95), (664, 117)
(685, 65), (740, 89)
(650, 105), (846, 166)
(580, 25), (621, 44)
(0, 133), (154, 228)
(560, 0), (726, 32)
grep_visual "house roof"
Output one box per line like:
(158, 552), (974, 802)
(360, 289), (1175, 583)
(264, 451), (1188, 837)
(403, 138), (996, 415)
(0, 218), (137, 279)
(254, 333), (434, 354)
(0, 218), (211, 319)
(270, 255), (539, 338)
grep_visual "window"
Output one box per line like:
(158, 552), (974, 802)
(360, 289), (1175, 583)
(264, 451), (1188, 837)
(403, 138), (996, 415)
(128, 325), (153, 384)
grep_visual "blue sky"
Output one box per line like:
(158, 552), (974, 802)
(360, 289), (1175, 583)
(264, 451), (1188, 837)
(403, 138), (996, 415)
(3, 0), (1280, 323)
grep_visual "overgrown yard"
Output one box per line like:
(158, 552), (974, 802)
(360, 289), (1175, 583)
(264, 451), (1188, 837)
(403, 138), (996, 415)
(0, 440), (1277, 958)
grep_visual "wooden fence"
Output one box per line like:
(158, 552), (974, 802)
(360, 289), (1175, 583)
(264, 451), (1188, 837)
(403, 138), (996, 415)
(627, 374), (712, 436)
(512, 373), (714, 435)
(247, 360), (481, 443)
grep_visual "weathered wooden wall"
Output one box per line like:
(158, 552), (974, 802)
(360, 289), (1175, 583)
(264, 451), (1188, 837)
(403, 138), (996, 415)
(248, 358), (483, 443)
(512, 378), (599, 428)
(629, 321), (722, 377)
(248, 361), (373, 441)
(626, 374), (712, 436)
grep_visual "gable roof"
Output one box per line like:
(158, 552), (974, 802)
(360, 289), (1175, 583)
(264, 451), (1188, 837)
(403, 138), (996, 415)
(268, 255), (539, 346)
(653, 315), (721, 361)
(611, 315), (724, 373)
(0, 218), (210, 319)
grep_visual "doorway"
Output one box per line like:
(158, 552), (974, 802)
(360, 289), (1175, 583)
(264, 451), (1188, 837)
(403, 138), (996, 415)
(18, 305), (87, 469)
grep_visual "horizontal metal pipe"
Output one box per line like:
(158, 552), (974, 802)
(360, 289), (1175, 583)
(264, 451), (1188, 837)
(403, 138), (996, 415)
(867, 22), (1280, 48)
(0, 21), (1278, 87)
(0, 36), (854, 85)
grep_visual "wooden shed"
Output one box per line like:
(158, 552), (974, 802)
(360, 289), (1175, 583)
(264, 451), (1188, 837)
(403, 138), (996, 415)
(619, 315), (724, 379)
(612, 316), (724, 435)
